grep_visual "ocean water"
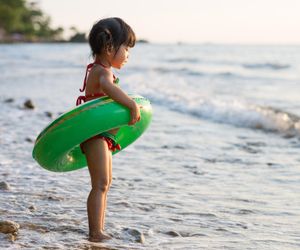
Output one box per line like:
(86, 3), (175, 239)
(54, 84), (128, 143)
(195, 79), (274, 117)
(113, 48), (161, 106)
(0, 43), (299, 249)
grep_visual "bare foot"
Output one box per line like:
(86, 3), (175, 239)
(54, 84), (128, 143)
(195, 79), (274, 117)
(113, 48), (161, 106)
(89, 231), (112, 242)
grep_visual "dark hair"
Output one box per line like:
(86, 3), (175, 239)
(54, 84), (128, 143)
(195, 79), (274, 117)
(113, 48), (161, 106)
(88, 17), (136, 57)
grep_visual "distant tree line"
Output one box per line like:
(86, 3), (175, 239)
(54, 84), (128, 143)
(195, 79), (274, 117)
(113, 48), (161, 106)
(0, 0), (86, 42)
(0, 0), (148, 43)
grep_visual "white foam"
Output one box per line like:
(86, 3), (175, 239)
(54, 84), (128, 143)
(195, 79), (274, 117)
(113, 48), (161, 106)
(124, 74), (300, 137)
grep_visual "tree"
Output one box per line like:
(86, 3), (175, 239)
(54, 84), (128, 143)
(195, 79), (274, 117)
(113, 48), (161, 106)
(0, 0), (65, 41)
(0, 0), (27, 33)
(69, 26), (86, 43)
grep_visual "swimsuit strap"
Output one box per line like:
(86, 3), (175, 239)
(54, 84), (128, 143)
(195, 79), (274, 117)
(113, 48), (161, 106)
(79, 63), (94, 92)
(76, 93), (107, 106)
(79, 60), (109, 92)
(94, 59), (110, 68)
(76, 61), (119, 106)
(76, 96), (86, 106)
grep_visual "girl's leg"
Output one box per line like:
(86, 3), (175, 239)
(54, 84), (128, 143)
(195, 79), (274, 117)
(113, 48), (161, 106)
(83, 138), (111, 241)
(102, 150), (112, 231)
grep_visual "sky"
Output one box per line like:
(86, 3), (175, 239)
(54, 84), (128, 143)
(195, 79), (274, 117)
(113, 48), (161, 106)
(38, 0), (300, 44)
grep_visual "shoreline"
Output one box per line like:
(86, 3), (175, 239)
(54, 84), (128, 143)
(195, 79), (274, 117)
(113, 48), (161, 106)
(0, 39), (150, 45)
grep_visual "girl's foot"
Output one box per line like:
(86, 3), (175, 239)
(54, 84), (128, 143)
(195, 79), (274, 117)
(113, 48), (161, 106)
(88, 232), (112, 242)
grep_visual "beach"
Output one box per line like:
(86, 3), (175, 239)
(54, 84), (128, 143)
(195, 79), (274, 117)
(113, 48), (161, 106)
(0, 43), (299, 249)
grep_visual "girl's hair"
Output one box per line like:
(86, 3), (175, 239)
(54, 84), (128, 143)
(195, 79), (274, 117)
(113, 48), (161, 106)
(88, 17), (136, 57)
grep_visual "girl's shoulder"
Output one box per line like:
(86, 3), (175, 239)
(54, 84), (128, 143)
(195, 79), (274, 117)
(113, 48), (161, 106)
(89, 64), (109, 78)
(92, 65), (114, 83)
(93, 64), (112, 75)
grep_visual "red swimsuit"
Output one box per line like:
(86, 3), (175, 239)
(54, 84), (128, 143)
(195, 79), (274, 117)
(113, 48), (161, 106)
(76, 61), (121, 152)
(76, 61), (118, 105)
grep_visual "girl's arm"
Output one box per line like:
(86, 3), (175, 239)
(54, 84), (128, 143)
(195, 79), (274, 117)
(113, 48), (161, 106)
(100, 70), (140, 125)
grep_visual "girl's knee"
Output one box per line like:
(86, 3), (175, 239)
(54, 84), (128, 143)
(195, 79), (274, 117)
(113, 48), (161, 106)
(92, 178), (110, 192)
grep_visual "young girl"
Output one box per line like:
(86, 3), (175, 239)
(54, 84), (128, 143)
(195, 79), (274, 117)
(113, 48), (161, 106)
(76, 17), (140, 242)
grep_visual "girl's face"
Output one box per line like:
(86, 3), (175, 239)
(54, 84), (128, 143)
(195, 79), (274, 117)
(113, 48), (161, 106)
(111, 45), (130, 69)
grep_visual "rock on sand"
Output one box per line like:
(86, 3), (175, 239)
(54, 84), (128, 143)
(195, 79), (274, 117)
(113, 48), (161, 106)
(0, 181), (10, 190)
(24, 99), (35, 109)
(0, 221), (20, 234)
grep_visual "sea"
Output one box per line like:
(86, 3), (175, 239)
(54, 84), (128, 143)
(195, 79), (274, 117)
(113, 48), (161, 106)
(0, 43), (299, 249)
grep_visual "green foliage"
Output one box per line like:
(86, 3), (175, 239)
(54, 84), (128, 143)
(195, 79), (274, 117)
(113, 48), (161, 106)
(0, 0), (64, 41)
(69, 26), (86, 43)
(69, 33), (86, 43)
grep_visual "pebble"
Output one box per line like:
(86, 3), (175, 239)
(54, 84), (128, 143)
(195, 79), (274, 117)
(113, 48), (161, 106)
(44, 111), (53, 118)
(123, 228), (145, 243)
(24, 99), (35, 109)
(165, 230), (181, 237)
(0, 181), (10, 191)
(0, 220), (20, 234)
(47, 196), (62, 201)
(25, 137), (34, 143)
(4, 98), (14, 103)
(28, 205), (37, 212)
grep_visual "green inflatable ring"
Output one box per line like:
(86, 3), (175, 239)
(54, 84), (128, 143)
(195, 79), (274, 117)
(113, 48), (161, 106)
(32, 95), (152, 172)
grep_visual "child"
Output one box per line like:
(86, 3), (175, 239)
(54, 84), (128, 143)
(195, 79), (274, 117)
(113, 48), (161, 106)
(76, 17), (140, 242)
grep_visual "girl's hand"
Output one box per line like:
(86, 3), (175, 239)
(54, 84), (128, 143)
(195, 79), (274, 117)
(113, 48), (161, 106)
(128, 101), (141, 125)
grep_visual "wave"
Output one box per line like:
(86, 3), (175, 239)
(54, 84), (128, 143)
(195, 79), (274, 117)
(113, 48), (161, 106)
(152, 67), (204, 76)
(166, 58), (200, 63)
(162, 57), (291, 72)
(243, 63), (290, 70)
(147, 93), (300, 138)
(128, 66), (242, 79)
